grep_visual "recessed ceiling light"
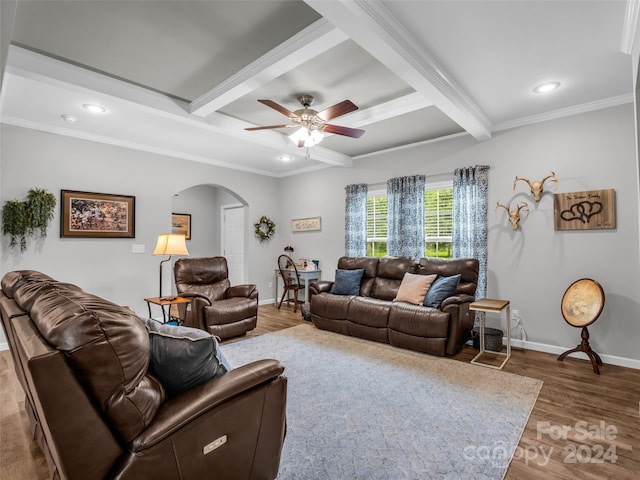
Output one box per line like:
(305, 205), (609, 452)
(83, 103), (106, 113)
(533, 82), (561, 94)
(60, 114), (77, 124)
(279, 155), (293, 162)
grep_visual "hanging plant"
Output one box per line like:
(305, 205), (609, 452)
(2, 188), (57, 252)
(2, 200), (29, 252)
(254, 215), (276, 242)
(26, 188), (57, 236)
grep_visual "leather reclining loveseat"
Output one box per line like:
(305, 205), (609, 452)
(309, 256), (479, 356)
(0, 270), (287, 480)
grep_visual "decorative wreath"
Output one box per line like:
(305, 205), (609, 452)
(254, 215), (276, 242)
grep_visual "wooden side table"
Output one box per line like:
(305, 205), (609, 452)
(144, 296), (190, 324)
(470, 298), (511, 370)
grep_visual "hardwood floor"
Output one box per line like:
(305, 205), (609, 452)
(1, 304), (639, 479)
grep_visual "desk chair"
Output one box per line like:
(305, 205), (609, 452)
(277, 254), (304, 313)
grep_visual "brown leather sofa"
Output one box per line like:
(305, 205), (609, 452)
(0, 270), (287, 480)
(174, 257), (258, 340)
(309, 256), (479, 356)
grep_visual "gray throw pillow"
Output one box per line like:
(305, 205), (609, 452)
(330, 268), (365, 295)
(140, 318), (230, 397)
(423, 274), (461, 308)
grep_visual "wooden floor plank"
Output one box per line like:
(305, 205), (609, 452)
(1, 303), (638, 479)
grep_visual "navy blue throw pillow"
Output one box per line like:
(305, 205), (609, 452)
(423, 274), (461, 308)
(140, 318), (231, 397)
(330, 268), (365, 296)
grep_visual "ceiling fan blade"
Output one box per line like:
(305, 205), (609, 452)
(323, 124), (365, 138)
(245, 124), (295, 131)
(316, 100), (358, 121)
(258, 99), (299, 119)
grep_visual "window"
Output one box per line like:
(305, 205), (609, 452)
(366, 181), (453, 258)
(425, 184), (453, 258)
(366, 190), (387, 257)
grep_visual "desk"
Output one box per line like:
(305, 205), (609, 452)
(144, 296), (190, 324)
(469, 298), (511, 370)
(274, 269), (321, 306)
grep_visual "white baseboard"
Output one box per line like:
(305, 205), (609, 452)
(259, 298), (276, 306)
(0, 342), (8, 352)
(508, 338), (640, 370)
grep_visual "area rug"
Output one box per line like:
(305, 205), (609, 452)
(222, 325), (542, 480)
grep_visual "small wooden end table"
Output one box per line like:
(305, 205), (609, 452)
(470, 298), (511, 370)
(144, 296), (190, 324)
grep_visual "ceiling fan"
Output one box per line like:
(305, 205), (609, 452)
(244, 94), (365, 148)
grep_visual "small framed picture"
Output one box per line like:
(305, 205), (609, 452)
(61, 190), (135, 238)
(292, 216), (321, 232)
(172, 213), (191, 240)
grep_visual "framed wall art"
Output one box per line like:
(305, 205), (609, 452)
(172, 213), (192, 240)
(292, 216), (321, 232)
(553, 189), (616, 231)
(60, 190), (135, 238)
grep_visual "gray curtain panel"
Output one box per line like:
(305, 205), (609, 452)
(387, 175), (426, 259)
(344, 183), (368, 257)
(453, 165), (489, 300)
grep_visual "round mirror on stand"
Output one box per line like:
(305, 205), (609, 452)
(557, 278), (605, 374)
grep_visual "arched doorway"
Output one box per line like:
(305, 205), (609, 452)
(172, 184), (248, 284)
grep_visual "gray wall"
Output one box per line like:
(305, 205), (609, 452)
(0, 124), (285, 343)
(172, 185), (219, 257)
(277, 104), (640, 362)
(2, 104), (639, 363)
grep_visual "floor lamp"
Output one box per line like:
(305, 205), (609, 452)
(152, 233), (189, 298)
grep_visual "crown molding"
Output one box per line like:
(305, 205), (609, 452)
(494, 93), (633, 132)
(1, 115), (283, 177)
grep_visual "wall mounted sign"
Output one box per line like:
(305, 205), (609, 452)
(553, 189), (616, 231)
(292, 216), (321, 232)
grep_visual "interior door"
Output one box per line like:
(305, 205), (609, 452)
(223, 205), (245, 285)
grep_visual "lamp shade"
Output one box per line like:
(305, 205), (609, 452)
(152, 234), (189, 256)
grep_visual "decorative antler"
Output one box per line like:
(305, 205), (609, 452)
(496, 201), (529, 231)
(513, 171), (559, 202)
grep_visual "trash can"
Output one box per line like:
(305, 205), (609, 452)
(472, 327), (504, 352)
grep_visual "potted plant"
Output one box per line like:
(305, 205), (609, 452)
(2, 188), (56, 252)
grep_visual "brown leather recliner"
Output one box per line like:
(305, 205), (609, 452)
(0, 270), (286, 480)
(174, 257), (258, 340)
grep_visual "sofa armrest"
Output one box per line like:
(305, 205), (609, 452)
(132, 359), (285, 450)
(440, 293), (475, 309)
(175, 292), (211, 330)
(309, 280), (333, 295)
(226, 284), (258, 300)
(441, 295), (476, 355)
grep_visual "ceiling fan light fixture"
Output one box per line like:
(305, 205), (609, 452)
(289, 127), (324, 148)
(533, 82), (561, 94)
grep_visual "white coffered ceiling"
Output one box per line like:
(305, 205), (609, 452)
(0, 0), (635, 177)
